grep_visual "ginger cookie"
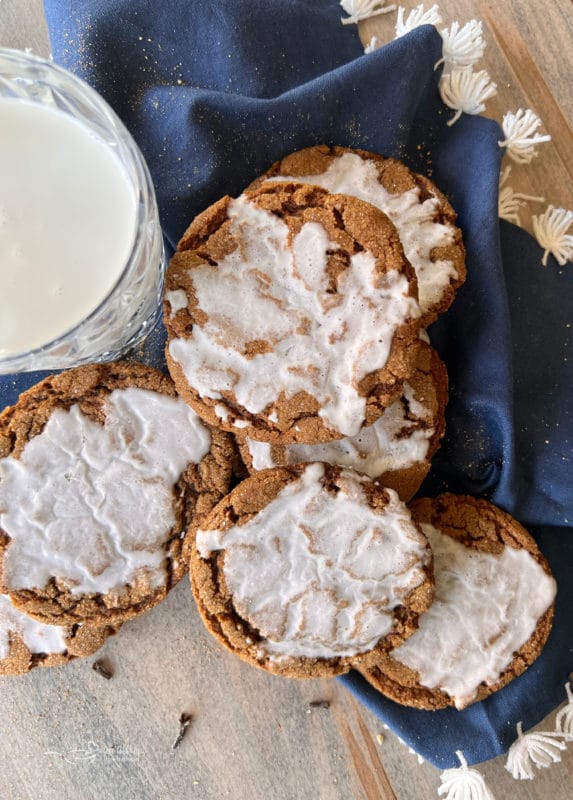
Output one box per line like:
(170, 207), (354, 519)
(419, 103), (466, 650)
(0, 594), (118, 676)
(248, 145), (466, 326)
(360, 494), (556, 710)
(164, 181), (422, 444)
(0, 362), (234, 626)
(190, 463), (434, 678)
(237, 342), (447, 501)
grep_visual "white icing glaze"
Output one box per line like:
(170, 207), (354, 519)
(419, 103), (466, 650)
(196, 464), (430, 660)
(169, 196), (419, 437)
(401, 382), (430, 420)
(214, 403), (230, 422)
(246, 440), (276, 472)
(393, 523), (556, 709)
(165, 289), (188, 317)
(245, 383), (433, 477)
(273, 152), (457, 315)
(0, 388), (212, 595)
(0, 594), (67, 660)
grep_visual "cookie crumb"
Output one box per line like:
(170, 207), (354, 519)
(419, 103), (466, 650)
(376, 733), (385, 745)
(307, 700), (330, 713)
(92, 658), (113, 680)
(173, 713), (193, 749)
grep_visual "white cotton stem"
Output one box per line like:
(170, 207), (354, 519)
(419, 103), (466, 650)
(436, 20), (486, 70)
(438, 750), (497, 800)
(498, 168), (545, 225)
(439, 66), (497, 126)
(499, 190), (542, 225)
(395, 4), (443, 38)
(447, 108), (463, 127)
(364, 35), (380, 54)
(505, 721), (567, 780)
(517, 721), (525, 738)
(498, 108), (551, 164)
(341, 0), (397, 25)
(555, 683), (573, 740)
(532, 206), (573, 267)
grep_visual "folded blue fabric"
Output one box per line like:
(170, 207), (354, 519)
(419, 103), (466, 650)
(2, 0), (569, 767)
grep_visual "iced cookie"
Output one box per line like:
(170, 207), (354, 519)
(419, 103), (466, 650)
(237, 342), (447, 501)
(0, 362), (234, 626)
(0, 594), (117, 676)
(248, 145), (466, 325)
(360, 494), (556, 709)
(164, 181), (422, 444)
(190, 463), (434, 678)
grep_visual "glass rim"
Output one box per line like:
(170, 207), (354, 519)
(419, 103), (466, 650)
(0, 47), (159, 368)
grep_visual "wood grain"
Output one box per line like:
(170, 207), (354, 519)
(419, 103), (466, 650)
(480, 2), (573, 176)
(337, 707), (397, 800)
(360, 0), (573, 237)
(0, 2), (572, 799)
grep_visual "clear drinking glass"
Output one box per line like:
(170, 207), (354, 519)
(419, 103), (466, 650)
(0, 48), (165, 375)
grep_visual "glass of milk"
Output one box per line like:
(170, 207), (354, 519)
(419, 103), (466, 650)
(0, 48), (165, 374)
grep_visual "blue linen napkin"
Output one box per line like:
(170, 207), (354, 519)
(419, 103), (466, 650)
(1, 0), (569, 767)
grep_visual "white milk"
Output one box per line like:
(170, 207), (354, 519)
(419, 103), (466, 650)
(0, 99), (137, 357)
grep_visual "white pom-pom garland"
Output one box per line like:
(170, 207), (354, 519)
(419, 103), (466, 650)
(395, 4), (443, 39)
(436, 20), (486, 69)
(555, 682), (573, 739)
(334, 9), (570, 778)
(498, 108), (552, 164)
(505, 721), (567, 780)
(364, 35), (380, 54)
(439, 65), (497, 126)
(498, 166), (545, 225)
(340, 0), (396, 26)
(532, 206), (573, 266)
(438, 751), (497, 800)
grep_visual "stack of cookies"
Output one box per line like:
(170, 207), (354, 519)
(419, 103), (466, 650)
(0, 362), (234, 674)
(0, 145), (556, 713)
(163, 145), (556, 710)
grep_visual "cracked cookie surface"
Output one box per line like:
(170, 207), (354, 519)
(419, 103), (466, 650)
(359, 494), (556, 709)
(0, 362), (234, 626)
(164, 182), (422, 444)
(0, 593), (119, 676)
(236, 341), (448, 501)
(190, 463), (434, 679)
(248, 145), (466, 326)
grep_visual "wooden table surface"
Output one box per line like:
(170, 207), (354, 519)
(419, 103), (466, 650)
(0, 2), (572, 799)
